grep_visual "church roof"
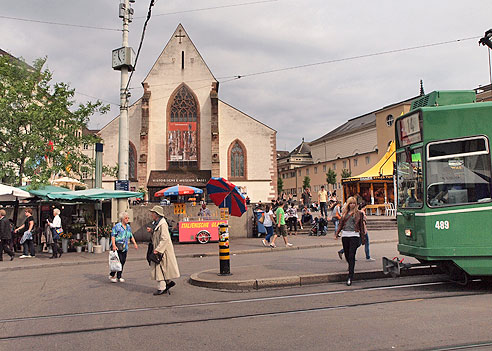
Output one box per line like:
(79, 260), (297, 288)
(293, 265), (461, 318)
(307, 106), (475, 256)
(219, 100), (276, 132)
(143, 24), (217, 84)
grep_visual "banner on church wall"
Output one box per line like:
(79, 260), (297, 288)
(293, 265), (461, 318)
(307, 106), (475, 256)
(168, 122), (198, 162)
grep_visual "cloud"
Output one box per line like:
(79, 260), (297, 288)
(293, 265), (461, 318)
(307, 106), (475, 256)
(1, 0), (492, 150)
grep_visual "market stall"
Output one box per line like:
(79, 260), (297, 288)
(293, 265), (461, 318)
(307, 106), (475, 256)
(342, 141), (396, 214)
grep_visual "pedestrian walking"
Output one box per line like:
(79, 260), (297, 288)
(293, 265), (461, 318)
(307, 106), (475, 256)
(335, 197), (366, 286)
(109, 212), (138, 283)
(270, 202), (293, 248)
(148, 206), (180, 295)
(318, 185), (329, 218)
(0, 209), (14, 261)
(46, 208), (63, 259)
(337, 202), (375, 261)
(14, 208), (35, 258)
(261, 204), (275, 247)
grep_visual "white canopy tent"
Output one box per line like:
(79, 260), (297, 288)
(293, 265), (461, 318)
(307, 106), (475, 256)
(0, 184), (32, 201)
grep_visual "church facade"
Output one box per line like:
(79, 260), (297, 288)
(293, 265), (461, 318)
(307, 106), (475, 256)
(98, 24), (277, 202)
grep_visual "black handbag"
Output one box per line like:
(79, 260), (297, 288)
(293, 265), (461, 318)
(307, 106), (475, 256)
(146, 242), (163, 264)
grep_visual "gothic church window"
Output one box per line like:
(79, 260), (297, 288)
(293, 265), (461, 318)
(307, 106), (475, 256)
(170, 85), (197, 122)
(168, 83), (199, 168)
(229, 140), (246, 179)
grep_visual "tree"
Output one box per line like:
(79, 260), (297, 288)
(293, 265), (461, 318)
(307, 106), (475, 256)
(277, 177), (283, 195)
(0, 55), (109, 186)
(326, 169), (337, 187)
(341, 169), (352, 179)
(303, 176), (311, 189)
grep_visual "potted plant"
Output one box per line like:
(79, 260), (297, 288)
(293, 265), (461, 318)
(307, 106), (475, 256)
(60, 232), (73, 253)
(73, 240), (84, 253)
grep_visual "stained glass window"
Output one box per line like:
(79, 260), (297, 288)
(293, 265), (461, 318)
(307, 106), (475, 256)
(230, 141), (245, 178)
(170, 85), (197, 122)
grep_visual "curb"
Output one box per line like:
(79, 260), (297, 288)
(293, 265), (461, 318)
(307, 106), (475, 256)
(189, 267), (437, 290)
(0, 239), (398, 272)
(181, 239), (397, 258)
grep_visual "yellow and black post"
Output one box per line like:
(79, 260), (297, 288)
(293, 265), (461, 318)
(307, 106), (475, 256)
(218, 223), (231, 275)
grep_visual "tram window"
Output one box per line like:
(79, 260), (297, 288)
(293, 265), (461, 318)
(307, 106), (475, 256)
(426, 140), (492, 207)
(428, 137), (488, 160)
(397, 148), (424, 208)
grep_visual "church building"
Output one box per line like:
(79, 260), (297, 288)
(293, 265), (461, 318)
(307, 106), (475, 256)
(98, 24), (277, 202)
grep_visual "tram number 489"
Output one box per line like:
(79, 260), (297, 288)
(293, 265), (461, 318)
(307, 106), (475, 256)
(435, 221), (450, 230)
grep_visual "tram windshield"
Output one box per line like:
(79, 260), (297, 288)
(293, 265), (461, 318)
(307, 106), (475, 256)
(397, 148), (423, 208)
(426, 137), (492, 207)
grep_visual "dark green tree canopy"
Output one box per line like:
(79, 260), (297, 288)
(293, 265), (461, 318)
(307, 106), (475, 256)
(303, 176), (311, 189)
(277, 177), (283, 195)
(341, 169), (352, 179)
(326, 169), (337, 185)
(0, 55), (109, 185)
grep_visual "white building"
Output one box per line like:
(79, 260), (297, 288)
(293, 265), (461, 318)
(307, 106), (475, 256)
(98, 24), (277, 202)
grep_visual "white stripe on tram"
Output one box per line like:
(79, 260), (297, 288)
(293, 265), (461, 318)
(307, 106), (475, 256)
(397, 205), (492, 217)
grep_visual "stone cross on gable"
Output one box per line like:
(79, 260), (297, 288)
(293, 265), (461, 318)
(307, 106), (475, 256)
(175, 29), (186, 44)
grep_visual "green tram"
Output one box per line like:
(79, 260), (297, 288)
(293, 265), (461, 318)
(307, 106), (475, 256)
(384, 90), (492, 284)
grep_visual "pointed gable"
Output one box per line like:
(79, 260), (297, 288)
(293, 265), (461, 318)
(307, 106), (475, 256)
(143, 24), (217, 85)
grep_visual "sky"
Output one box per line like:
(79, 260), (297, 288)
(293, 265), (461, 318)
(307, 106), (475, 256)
(1, 0), (492, 152)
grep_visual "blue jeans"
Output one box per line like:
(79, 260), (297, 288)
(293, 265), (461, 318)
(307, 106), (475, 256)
(265, 226), (274, 242)
(364, 233), (370, 259)
(332, 219), (339, 236)
(320, 202), (328, 217)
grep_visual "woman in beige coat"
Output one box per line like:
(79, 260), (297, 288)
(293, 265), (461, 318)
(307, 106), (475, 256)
(148, 206), (180, 295)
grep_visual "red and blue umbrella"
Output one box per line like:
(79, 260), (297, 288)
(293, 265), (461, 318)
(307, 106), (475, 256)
(154, 185), (203, 197)
(206, 177), (247, 217)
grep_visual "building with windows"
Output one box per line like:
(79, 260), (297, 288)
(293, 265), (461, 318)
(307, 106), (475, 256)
(278, 97), (415, 203)
(98, 24), (277, 202)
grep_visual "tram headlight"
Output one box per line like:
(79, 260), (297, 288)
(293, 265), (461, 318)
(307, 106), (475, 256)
(405, 229), (412, 237)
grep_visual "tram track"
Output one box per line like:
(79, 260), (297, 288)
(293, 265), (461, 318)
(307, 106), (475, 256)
(0, 280), (489, 342)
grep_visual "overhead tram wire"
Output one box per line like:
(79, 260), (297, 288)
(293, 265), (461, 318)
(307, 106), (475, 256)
(220, 35), (481, 83)
(74, 91), (120, 107)
(136, 0), (279, 18)
(0, 15), (120, 32)
(124, 0), (155, 96)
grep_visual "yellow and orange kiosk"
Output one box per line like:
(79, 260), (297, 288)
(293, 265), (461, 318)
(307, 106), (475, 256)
(342, 141), (396, 215)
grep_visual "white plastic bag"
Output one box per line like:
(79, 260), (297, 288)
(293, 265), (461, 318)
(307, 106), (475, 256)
(109, 250), (122, 272)
(20, 230), (32, 244)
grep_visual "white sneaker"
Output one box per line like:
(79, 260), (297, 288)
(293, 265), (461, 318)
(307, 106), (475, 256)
(269, 243), (276, 248)
(286, 243), (293, 247)
(19, 255), (28, 259)
(262, 239), (268, 247)
(118, 278), (125, 283)
(110, 277), (117, 283)
(366, 258), (376, 262)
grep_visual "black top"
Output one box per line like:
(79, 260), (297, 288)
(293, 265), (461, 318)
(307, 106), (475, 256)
(23, 216), (35, 234)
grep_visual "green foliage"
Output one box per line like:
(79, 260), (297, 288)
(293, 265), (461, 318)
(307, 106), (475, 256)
(0, 55), (109, 186)
(303, 176), (311, 189)
(326, 169), (337, 185)
(341, 169), (352, 179)
(277, 177), (283, 195)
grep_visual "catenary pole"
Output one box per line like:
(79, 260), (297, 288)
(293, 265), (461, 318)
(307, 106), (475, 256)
(118, 0), (130, 183)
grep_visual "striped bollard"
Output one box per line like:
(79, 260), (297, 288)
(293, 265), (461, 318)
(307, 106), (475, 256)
(218, 223), (231, 275)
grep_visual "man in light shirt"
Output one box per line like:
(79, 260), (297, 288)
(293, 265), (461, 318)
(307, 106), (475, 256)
(318, 185), (329, 219)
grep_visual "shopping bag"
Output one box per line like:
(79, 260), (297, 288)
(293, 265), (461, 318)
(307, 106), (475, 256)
(20, 230), (32, 244)
(108, 250), (122, 272)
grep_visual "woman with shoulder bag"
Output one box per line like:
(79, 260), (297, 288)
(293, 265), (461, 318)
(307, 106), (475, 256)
(335, 197), (366, 286)
(109, 212), (138, 283)
(47, 208), (63, 259)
